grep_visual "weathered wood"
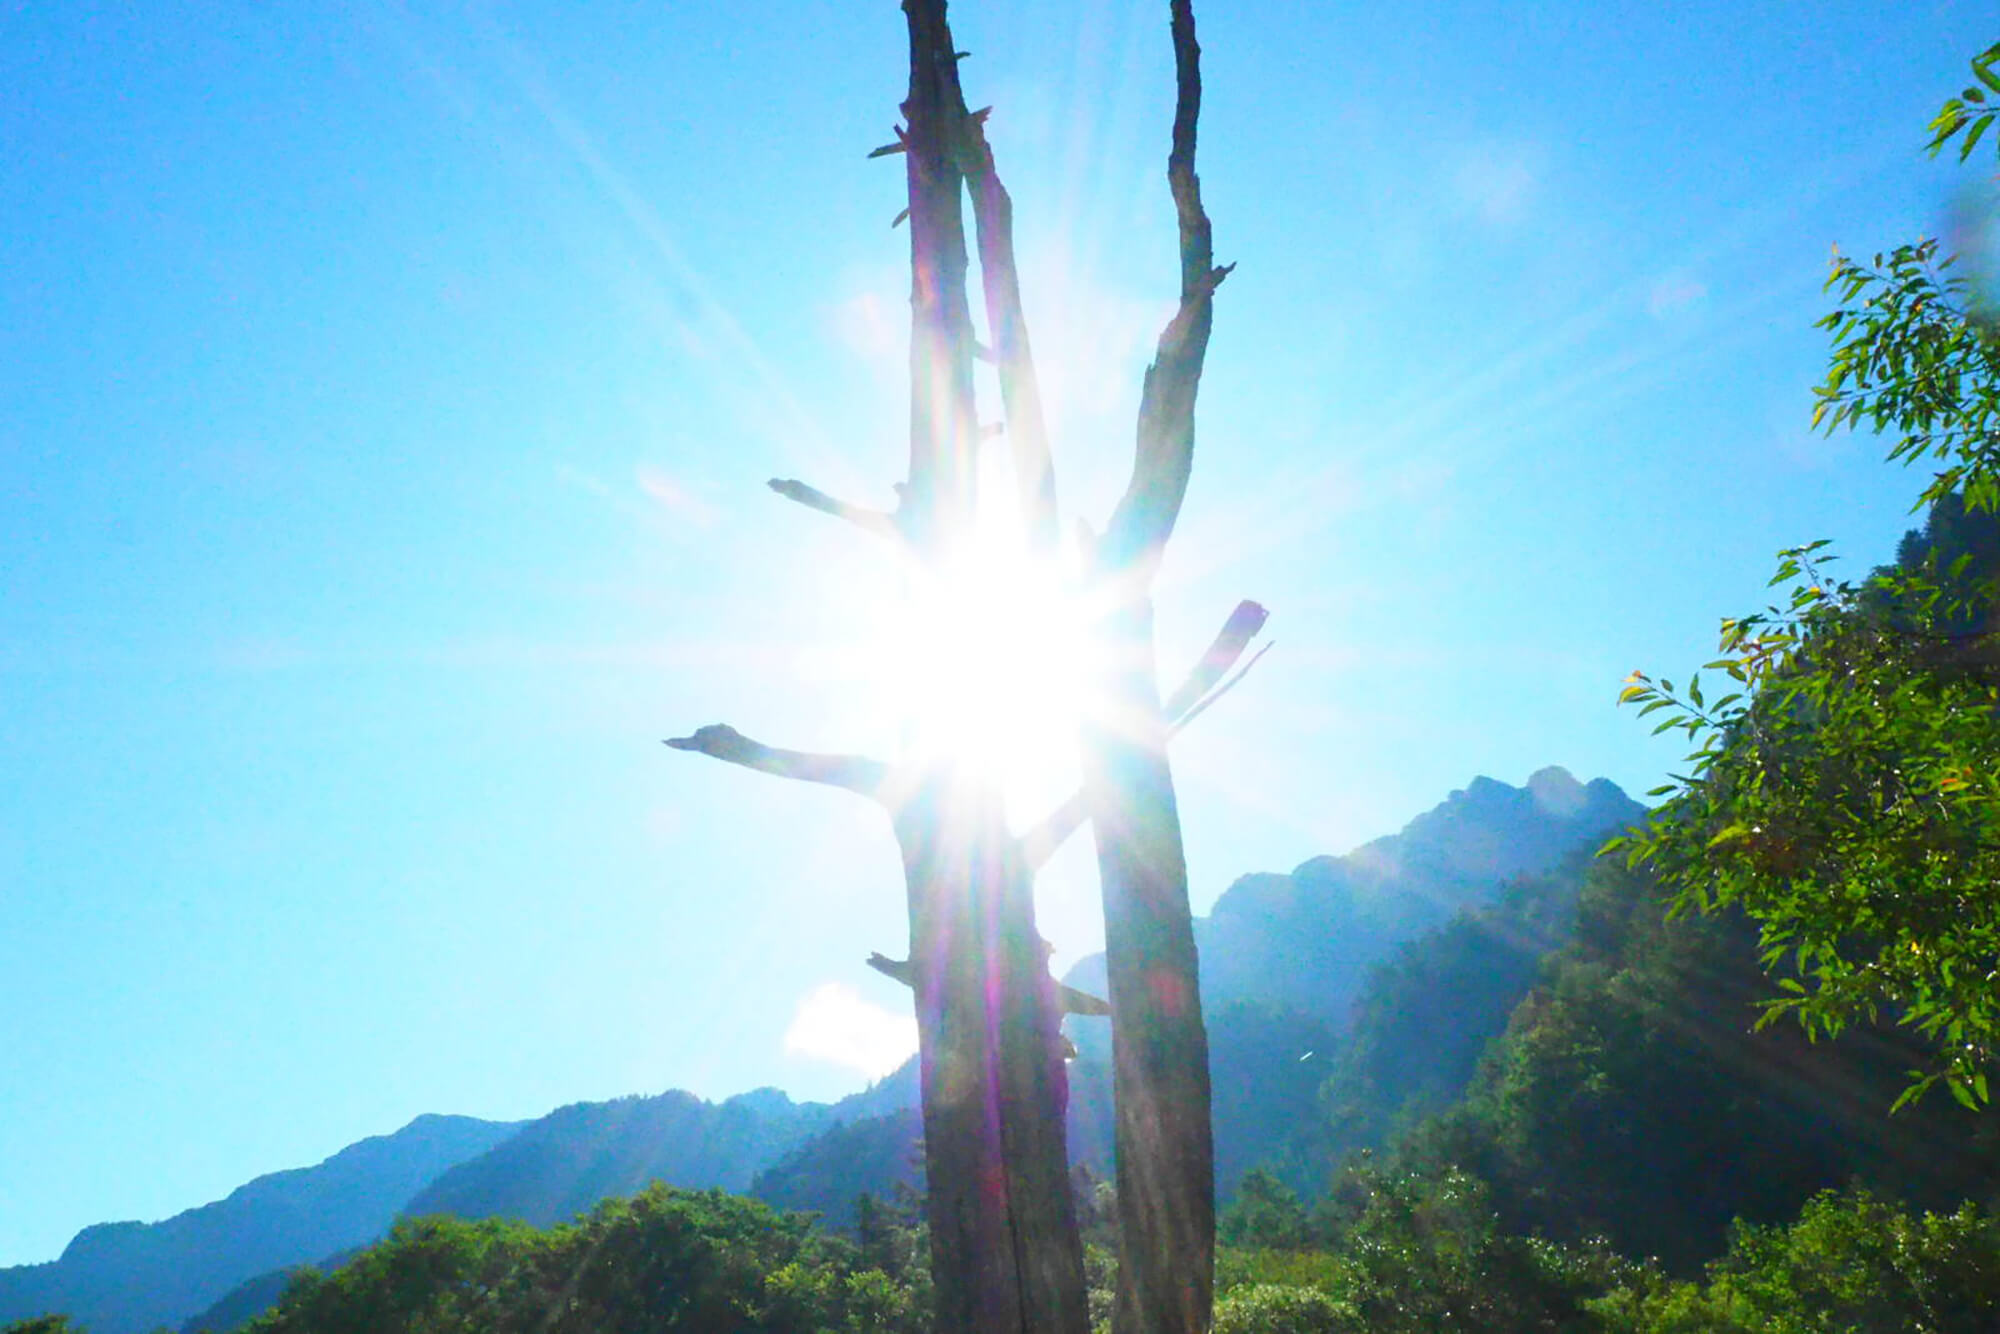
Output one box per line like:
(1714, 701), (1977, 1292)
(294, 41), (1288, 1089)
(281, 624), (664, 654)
(1020, 598), (1269, 873)
(891, 772), (1087, 1334)
(868, 949), (1111, 1016)
(672, 7), (1234, 1331)
(961, 113), (1058, 550)
(897, 4), (1089, 1330)
(899, 0), (978, 557)
(1083, 4), (1226, 1330)
(1082, 601), (1215, 1334)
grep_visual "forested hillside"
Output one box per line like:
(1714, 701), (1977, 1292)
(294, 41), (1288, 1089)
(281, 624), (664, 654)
(12, 736), (2000, 1333)
(0, 1116), (518, 1334)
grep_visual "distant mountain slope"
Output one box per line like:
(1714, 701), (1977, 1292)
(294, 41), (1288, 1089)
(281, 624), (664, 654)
(403, 1087), (835, 1228)
(185, 1076), (918, 1333)
(0, 1113), (518, 1334)
(766, 768), (1641, 1215)
(23, 767), (1641, 1333)
(1398, 855), (2000, 1273)
(750, 1109), (925, 1232)
(1188, 767), (1641, 1023)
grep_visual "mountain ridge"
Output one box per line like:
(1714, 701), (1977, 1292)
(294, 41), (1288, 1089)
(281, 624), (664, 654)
(7, 765), (1641, 1334)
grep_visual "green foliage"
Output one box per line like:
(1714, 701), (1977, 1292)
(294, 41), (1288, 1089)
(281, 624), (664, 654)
(1218, 1168), (1311, 1250)
(1314, 863), (1584, 1171)
(1590, 1188), (2000, 1332)
(1388, 858), (2000, 1271)
(1614, 44), (2000, 1107)
(235, 1184), (928, 1334)
(1308, 1162), (1632, 1332)
(1928, 43), (2000, 165)
(1214, 1246), (1351, 1295)
(1211, 1283), (1356, 1333)
(4, 1319), (88, 1334)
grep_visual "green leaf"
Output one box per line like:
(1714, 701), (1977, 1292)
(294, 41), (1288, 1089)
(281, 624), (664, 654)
(1961, 113), (1993, 162)
(1977, 50), (2000, 94)
(1707, 823), (1752, 848)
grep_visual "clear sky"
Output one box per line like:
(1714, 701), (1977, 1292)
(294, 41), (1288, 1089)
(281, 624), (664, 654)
(1, 0), (1990, 1268)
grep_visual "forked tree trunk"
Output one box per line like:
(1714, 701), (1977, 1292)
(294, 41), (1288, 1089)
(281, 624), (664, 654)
(894, 774), (1084, 1331)
(670, 4), (1236, 1331)
(1083, 3), (1228, 1330)
(895, 3), (1089, 1327)
(1082, 604), (1215, 1333)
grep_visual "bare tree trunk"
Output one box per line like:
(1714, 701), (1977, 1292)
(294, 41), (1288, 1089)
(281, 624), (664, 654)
(1083, 3), (1228, 1330)
(671, 4), (1237, 1330)
(892, 771), (1087, 1333)
(1083, 606), (1215, 1334)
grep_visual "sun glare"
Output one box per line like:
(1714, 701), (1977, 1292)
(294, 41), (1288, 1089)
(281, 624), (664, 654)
(872, 487), (1104, 804)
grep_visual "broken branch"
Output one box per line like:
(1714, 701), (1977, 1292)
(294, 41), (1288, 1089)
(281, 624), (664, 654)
(1095, 0), (1229, 577)
(870, 950), (1109, 1018)
(962, 111), (1059, 550)
(1019, 598), (1270, 872)
(1160, 599), (1268, 720)
(767, 478), (902, 542)
(664, 724), (888, 798)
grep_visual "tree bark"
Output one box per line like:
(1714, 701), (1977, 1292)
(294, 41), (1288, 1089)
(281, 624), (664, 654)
(890, 769), (1088, 1334)
(1082, 600), (1215, 1334)
(1084, 3), (1226, 1330)
(895, 4), (1088, 1329)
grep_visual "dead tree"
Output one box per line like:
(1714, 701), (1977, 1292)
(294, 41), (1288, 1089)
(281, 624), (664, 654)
(669, 3), (1246, 1330)
(671, 2), (1088, 1329)
(1080, 3), (1231, 1330)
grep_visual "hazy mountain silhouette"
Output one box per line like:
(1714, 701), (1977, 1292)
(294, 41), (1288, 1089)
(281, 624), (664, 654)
(0, 1114), (517, 1334)
(763, 768), (1641, 1211)
(16, 767), (1639, 1333)
(402, 1086), (835, 1228)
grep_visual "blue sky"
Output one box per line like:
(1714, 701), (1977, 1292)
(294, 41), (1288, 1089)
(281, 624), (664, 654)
(1, 0), (1990, 1268)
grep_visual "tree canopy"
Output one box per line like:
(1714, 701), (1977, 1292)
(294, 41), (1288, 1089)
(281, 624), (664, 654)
(1612, 41), (2000, 1108)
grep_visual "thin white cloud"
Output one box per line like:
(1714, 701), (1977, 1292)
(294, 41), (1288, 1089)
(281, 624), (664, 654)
(1647, 272), (1709, 318)
(783, 982), (918, 1081)
(1450, 144), (1544, 226)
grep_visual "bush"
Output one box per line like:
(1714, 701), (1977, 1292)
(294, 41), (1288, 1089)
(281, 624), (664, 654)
(1212, 1283), (1357, 1333)
(1589, 1187), (2000, 1333)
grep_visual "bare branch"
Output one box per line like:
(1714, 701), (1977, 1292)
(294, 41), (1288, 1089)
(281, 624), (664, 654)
(871, 950), (1109, 1018)
(1173, 639), (1272, 732)
(664, 724), (888, 798)
(1097, 0), (1230, 576)
(767, 477), (902, 541)
(1018, 792), (1088, 874)
(868, 950), (916, 986)
(1160, 599), (1267, 720)
(899, 0), (981, 553)
(962, 114), (1060, 549)
(1061, 984), (1112, 1018)
(1020, 598), (1268, 873)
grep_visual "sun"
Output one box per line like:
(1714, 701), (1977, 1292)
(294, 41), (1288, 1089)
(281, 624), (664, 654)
(870, 493), (1105, 804)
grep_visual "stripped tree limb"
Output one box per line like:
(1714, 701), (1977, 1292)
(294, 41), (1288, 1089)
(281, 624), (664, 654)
(1160, 599), (1268, 719)
(890, 5), (1089, 1330)
(1096, 0), (1231, 579)
(899, 0), (980, 553)
(1086, 5), (1222, 1329)
(663, 725), (888, 798)
(1020, 598), (1270, 873)
(767, 477), (903, 541)
(961, 112), (1060, 550)
(869, 950), (1110, 1017)
(1173, 639), (1270, 732)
